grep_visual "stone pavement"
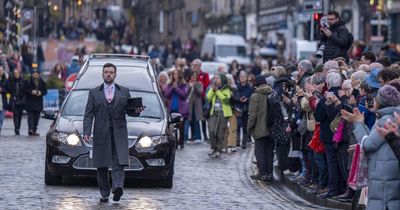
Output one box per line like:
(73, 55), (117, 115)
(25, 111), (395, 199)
(0, 117), (326, 210)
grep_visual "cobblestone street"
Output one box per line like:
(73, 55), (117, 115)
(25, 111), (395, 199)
(0, 117), (325, 210)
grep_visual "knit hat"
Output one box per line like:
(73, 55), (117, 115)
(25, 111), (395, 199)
(375, 85), (400, 107)
(314, 64), (324, 73)
(255, 75), (267, 87)
(389, 79), (400, 92)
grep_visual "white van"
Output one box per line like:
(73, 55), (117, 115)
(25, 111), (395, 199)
(290, 39), (318, 61)
(201, 34), (251, 65)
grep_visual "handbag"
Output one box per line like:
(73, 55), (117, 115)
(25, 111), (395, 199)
(332, 119), (344, 143)
(202, 100), (211, 119)
(306, 112), (315, 131)
(347, 143), (368, 190)
(308, 124), (325, 153)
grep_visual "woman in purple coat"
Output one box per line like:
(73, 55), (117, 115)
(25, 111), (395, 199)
(164, 69), (189, 148)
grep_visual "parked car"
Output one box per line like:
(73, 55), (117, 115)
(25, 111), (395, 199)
(43, 54), (180, 188)
(201, 34), (251, 65)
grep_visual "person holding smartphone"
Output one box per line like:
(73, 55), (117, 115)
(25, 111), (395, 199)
(318, 11), (353, 63)
(314, 72), (344, 198)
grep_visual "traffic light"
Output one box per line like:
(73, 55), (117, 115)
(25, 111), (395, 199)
(314, 13), (322, 22)
(313, 13), (324, 40)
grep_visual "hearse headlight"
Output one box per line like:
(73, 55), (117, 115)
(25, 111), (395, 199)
(137, 136), (168, 149)
(58, 133), (82, 146)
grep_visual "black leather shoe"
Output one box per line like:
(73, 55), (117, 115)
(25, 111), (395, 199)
(113, 187), (123, 201)
(15, 129), (19, 135)
(99, 197), (109, 203)
(320, 191), (340, 199)
(337, 189), (354, 202)
(250, 174), (268, 181)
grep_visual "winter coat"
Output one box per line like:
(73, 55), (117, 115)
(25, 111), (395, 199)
(0, 76), (9, 111)
(358, 95), (376, 130)
(352, 107), (400, 210)
(314, 87), (340, 143)
(229, 86), (241, 112)
(187, 82), (204, 121)
(247, 85), (273, 140)
(237, 83), (253, 113)
(321, 19), (352, 63)
(163, 83), (189, 118)
(25, 77), (48, 112)
(206, 85), (232, 117)
(269, 89), (294, 145)
(83, 84), (131, 167)
(8, 77), (27, 111)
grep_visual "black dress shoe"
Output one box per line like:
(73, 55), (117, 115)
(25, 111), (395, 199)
(15, 129), (19, 135)
(250, 174), (268, 181)
(337, 189), (354, 199)
(337, 189), (354, 202)
(320, 191), (340, 199)
(99, 197), (109, 203)
(113, 187), (123, 201)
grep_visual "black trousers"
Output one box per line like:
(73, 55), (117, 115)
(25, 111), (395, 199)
(276, 142), (290, 172)
(201, 120), (209, 139)
(13, 105), (24, 130)
(325, 141), (345, 193)
(96, 132), (125, 198)
(28, 110), (41, 132)
(254, 136), (275, 175)
(237, 112), (250, 146)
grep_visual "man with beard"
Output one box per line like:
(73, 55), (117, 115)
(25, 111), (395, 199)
(83, 63), (144, 203)
(319, 11), (353, 63)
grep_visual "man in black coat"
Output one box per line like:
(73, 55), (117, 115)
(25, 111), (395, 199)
(320, 11), (352, 63)
(25, 70), (47, 136)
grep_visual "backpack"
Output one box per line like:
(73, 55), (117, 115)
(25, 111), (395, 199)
(345, 30), (354, 50)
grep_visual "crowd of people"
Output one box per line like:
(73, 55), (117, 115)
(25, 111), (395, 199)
(155, 11), (400, 210)
(156, 49), (400, 209)
(0, 52), (47, 136)
(0, 9), (398, 209)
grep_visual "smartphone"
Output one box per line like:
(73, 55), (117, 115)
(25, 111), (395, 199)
(366, 94), (374, 108)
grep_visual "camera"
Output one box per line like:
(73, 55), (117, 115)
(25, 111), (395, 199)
(315, 44), (325, 59)
(282, 81), (295, 98)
